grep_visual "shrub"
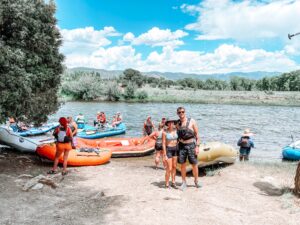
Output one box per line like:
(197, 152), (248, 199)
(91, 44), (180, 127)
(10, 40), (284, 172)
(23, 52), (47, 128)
(150, 83), (157, 88)
(123, 82), (136, 99)
(136, 90), (148, 100)
(105, 81), (122, 101)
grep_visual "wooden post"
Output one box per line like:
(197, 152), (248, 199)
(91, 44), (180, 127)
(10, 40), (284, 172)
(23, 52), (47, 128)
(295, 162), (300, 197)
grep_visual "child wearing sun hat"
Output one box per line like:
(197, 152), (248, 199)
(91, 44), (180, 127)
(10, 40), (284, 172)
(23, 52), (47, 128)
(237, 128), (255, 161)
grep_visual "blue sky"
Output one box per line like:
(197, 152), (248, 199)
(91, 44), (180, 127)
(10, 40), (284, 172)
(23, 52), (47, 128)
(55, 0), (300, 74)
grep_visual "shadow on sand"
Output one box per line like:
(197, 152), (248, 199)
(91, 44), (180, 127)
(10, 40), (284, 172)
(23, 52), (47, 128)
(253, 181), (292, 196)
(151, 181), (194, 189)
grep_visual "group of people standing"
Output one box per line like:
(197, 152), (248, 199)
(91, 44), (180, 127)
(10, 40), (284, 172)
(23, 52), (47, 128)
(48, 107), (254, 186)
(144, 107), (201, 190)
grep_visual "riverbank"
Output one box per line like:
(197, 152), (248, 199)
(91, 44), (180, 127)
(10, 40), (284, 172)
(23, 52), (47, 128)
(61, 88), (300, 106)
(143, 88), (300, 106)
(0, 149), (299, 225)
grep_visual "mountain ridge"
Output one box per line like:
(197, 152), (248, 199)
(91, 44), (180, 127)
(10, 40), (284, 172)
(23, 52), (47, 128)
(68, 67), (281, 80)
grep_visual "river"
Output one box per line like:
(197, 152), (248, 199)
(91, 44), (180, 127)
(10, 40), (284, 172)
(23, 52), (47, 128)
(49, 102), (300, 161)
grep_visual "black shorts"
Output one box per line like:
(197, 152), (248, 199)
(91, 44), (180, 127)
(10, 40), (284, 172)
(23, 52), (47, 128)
(178, 142), (198, 165)
(166, 146), (178, 159)
(155, 143), (163, 151)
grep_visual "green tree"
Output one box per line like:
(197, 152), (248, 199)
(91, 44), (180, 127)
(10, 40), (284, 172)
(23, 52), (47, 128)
(256, 77), (272, 91)
(121, 68), (145, 87)
(105, 81), (122, 101)
(0, 0), (64, 124)
(61, 72), (104, 100)
(123, 82), (136, 99)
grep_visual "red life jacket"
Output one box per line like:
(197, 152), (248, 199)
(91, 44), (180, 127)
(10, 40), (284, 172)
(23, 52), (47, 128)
(100, 114), (106, 123)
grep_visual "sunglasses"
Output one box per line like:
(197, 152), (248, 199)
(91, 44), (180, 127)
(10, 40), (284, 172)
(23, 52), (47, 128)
(177, 111), (185, 114)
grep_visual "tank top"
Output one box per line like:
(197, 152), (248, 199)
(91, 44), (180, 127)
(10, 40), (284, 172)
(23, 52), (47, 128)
(144, 121), (153, 135)
(69, 123), (77, 136)
(177, 118), (195, 141)
(155, 130), (163, 144)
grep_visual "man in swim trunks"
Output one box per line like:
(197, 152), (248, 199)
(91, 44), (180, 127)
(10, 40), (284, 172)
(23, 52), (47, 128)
(176, 106), (201, 190)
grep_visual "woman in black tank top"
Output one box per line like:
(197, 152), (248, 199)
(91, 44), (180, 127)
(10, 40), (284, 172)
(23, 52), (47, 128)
(143, 116), (155, 136)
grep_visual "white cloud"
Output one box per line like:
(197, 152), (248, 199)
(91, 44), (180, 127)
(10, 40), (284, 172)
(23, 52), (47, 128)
(60, 26), (121, 54)
(182, 0), (300, 41)
(60, 25), (299, 73)
(140, 44), (298, 73)
(284, 35), (300, 56)
(123, 32), (135, 42)
(123, 27), (188, 47)
(65, 44), (299, 73)
(65, 46), (142, 70)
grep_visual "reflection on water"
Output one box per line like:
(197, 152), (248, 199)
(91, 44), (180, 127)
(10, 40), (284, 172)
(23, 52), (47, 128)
(49, 102), (300, 160)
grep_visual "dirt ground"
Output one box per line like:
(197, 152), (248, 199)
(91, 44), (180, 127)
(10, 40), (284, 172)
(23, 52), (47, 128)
(0, 149), (300, 225)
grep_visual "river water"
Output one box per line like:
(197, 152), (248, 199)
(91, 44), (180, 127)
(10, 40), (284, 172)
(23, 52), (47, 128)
(49, 102), (300, 161)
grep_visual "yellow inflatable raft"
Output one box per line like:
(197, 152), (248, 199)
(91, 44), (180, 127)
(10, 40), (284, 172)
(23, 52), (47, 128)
(177, 142), (238, 172)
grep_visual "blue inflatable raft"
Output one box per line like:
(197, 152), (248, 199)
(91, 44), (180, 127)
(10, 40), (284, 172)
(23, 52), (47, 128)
(282, 140), (300, 160)
(77, 123), (126, 139)
(15, 123), (59, 137)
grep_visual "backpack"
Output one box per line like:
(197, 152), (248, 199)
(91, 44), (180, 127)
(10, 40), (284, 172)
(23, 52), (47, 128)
(54, 127), (72, 143)
(240, 137), (250, 148)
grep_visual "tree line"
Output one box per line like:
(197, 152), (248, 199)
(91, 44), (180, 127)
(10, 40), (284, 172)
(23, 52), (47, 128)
(60, 68), (300, 102)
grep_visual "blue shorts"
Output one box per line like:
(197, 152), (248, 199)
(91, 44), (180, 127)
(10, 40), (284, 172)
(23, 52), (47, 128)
(240, 148), (251, 156)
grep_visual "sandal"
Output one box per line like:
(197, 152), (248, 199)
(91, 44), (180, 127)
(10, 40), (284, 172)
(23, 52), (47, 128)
(171, 182), (177, 189)
(47, 170), (58, 175)
(195, 180), (202, 188)
(62, 171), (68, 176)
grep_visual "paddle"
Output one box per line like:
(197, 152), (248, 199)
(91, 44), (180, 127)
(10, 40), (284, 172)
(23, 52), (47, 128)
(39, 138), (55, 143)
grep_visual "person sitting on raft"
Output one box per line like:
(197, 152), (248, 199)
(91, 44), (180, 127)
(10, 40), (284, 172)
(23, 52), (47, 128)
(75, 113), (85, 129)
(48, 117), (73, 176)
(99, 112), (107, 127)
(94, 112), (101, 127)
(112, 112), (122, 127)
(162, 118), (179, 188)
(8, 117), (18, 132)
(67, 116), (78, 148)
(94, 112), (106, 128)
(143, 116), (155, 136)
(237, 128), (254, 161)
(17, 121), (28, 131)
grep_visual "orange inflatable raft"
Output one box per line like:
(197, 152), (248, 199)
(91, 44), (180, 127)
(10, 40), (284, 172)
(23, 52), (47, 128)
(77, 137), (155, 158)
(36, 143), (112, 166)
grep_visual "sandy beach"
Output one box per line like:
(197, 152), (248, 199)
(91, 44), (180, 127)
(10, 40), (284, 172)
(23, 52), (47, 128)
(0, 149), (300, 225)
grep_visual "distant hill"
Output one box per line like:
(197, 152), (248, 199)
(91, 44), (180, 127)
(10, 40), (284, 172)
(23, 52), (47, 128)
(68, 67), (281, 80)
(144, 71), (281, 80)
